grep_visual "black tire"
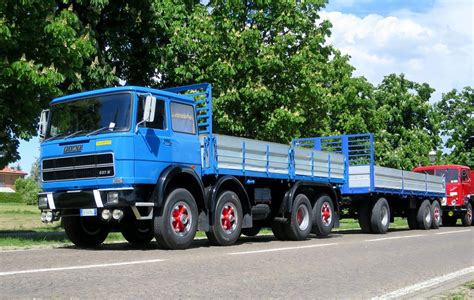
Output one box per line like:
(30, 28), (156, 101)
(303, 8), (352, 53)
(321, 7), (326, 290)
(461, 202), (472, 226)
(153, 188), (198, 250)
(370, 198), (390, 234)
(206, 191), (243, 246)
(241, 227), (261, 237)
(407, 209), (418, 230)
(284, 194), (313, 241)
(62, 216), (109, 248)
(120, 213), (154, 246)
(442, 214), (457, 226)
(358, 201), (372, 233)
(417, 200), (432, 230)
(271, 221), (289, 240)
(430, 201), (442, 229)
(311, 194), (335, 238)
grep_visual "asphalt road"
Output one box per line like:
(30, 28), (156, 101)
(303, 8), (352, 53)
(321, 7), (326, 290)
(1, 226), (473, 299)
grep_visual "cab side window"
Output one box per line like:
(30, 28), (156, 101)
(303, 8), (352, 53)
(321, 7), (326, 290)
(171, 102), (196, 134)
(137, 97), (166, 130)
(461, 170), (469, 181)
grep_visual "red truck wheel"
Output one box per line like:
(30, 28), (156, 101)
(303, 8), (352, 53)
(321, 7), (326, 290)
(285, 194), (313, 240)
(154, 188), (198, 250)
(206, 191), (243, 246)
(430, 201), (442, 229)
(312, 194), (334, 237)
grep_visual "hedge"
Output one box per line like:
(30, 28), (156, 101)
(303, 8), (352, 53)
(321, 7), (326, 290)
(0, 192), (23, 203)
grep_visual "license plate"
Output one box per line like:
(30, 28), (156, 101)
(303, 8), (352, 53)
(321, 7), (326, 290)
(80, 208), (97, 217)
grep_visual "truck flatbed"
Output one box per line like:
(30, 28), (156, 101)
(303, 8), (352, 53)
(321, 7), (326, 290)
(201, 134), (345, 184)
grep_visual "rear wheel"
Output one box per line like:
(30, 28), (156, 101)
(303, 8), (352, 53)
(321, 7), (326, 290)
(153, 188), (198, 250)
(461, 203), (472, 226)
(284, 194), (313, 241)
(407, 209), (418, 230)
(120, 213), (154, 245)
(370, 198), (390, 234)
(271, 221), (289, 240)
(311, 194), (335, 237)
(358, 201), (372, 233)
(241, 227), (261, 237)
(417, 200), (432, 230)
(63, 216), (109, 248)
(430, 201), (442, 229)
(206, 191), (243, 246)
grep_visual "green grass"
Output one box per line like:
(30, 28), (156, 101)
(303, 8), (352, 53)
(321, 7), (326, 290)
(0, 192), (23, 203)
(439, 280), (474, 300)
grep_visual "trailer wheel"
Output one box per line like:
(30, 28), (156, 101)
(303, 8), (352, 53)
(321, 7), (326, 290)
(312, 194), (334, 238)
(442, 214), (457, 226)
(241, 227), (261, 237)
(430, 201), (442, 229)
(153, 188), (198, 250)
(416, 200), (432, 230)
(370, 198), (390, 234)
(62, 216), (109, 248)
(461, 203), (472, 227)
(284, 194), (313, 240)
(407, 210), (418, 230)
(206, 191), (243, 246)
(358, 201), (372, 233)
(271, 221), (289, 240)
(120, 213), (154, 246)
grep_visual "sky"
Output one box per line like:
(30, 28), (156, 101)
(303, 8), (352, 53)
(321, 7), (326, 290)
(15, 0), (474, 176)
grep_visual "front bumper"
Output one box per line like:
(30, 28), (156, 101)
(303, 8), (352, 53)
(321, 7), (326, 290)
(38, 187), (152, 210)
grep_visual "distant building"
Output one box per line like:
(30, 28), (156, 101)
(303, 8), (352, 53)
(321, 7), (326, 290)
(0, 167), (28, 192)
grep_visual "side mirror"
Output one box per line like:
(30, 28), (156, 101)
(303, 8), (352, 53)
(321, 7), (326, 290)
(143, 96), (156, 123)
(461, 169), (468, 181)
(38, 109), (50, 139)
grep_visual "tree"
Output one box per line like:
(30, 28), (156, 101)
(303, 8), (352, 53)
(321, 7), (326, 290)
(30, 157), (41, 184)
(15, 177), (40, 205)
(0, 0), (116, 168)
(371, 74), (441, 170)
(436, 87), (474, 167)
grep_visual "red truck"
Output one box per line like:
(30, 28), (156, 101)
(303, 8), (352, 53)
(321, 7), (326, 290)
(413, 165), (473, 226)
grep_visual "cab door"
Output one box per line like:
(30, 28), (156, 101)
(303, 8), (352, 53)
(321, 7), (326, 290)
(134, 95), (172, 184)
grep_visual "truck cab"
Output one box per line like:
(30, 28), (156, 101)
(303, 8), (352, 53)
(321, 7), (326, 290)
(413, 165), (473, 226)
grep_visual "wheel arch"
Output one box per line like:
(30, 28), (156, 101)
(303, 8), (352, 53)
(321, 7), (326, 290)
(152, 165), (206, 213)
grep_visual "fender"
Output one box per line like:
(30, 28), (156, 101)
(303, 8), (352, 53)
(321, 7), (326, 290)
(207, 176), (252, 227)
(280, 181), (340, 215)
(151, 165), (205, 210)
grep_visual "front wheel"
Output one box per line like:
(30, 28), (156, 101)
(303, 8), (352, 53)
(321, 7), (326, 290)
(311, 194), (335, 237)
(206, 191), (243, 246)
(62, 215), (109, 248)
(417, 200), (432, 230)
(153, 188), (198, 250)
(430, 201), (442, 229)
(461, 203), (472, 226)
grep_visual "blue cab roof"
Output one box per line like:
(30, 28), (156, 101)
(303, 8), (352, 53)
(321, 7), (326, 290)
(51, 86), (195, 105)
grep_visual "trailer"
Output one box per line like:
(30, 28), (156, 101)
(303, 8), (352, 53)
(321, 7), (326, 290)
(37, 83), (348, 249)
(294, 134), (446, 233)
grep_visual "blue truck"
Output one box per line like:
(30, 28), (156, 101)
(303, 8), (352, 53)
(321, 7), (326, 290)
(37, 83), (445, 249)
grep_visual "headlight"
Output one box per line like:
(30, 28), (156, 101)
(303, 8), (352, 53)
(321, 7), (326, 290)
(38, 196), (48, 209)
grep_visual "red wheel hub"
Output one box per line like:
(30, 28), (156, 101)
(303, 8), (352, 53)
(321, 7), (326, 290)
(434, 207), (440, 221)
(297, 209), (304, 225)
(172, 204), (189, 233)
(321, 202), (331, 225)
(221, 205), (236, 231)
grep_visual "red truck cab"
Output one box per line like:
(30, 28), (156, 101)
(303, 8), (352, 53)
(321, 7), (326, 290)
(413, 165), (473, 226)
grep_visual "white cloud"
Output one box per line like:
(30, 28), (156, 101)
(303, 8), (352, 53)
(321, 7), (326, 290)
(321, 0), (474, 101)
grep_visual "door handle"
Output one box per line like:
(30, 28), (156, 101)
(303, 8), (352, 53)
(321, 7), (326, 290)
(163, 139), (172, 146)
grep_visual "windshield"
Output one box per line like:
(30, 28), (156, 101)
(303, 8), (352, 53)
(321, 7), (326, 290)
(46, 93), (132, 138)
(436, 169), (459, 183)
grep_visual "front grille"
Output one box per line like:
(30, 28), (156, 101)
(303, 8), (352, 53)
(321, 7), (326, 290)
(42, 153), (114, 182)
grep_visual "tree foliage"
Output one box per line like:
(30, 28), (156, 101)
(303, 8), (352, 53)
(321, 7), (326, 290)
(436, 87), (474, 167)
(15, 177), (41, 205)
(0, 0), (471, 171)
